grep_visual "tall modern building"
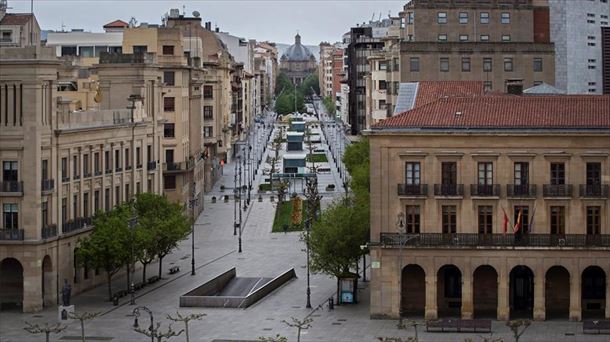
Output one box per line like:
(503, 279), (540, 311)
(550, 0), (610, 94)
(603, 26), (610, 94)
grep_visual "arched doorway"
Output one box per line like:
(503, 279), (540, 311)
(582, 266), (606, 319)
(510, 265), (534, 319)
(473, 265), (498, 318)
(401, 264), (425, 317)
(0, 258), (24, 311)
(437, 265), (462, 317)
(545, 266), (570, 319)
(42, 255), (54, 307)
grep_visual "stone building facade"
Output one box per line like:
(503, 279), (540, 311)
(367, 92), (610, 322)
(279, 33), (316, 86)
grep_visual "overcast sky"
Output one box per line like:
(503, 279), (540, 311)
(9, 0), (405, 45)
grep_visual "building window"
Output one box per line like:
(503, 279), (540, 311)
(441, 162), (457, 187)
(83, 154), (89, 176)
(501, 12), (511, 24)
(459, 12), (469, 24)
(440, 57), (449, 72)
(407, 11), (414, 24)
(94, 152), (100, 174)
(437, 12), (448, 24)
(514, 206), (529, 233)
(514, 162), (529, 186)
(378, 61), (387, 70)
(478, 206), (493, 234)
(136, 147), (141, 167)
(504, 57), (513, 72)
(104, 188), (110, 211)
(483, 81), (492, 91)
(461, 57), (471, 72)
(73, 194), (79, 218)
(405, 205), (420, 233)
(478, 162), (493, 185)
(115, 150), (120, 170)
(83, 192), (89, 218)
(483, 58), (492, 72)
(42, 159), (48, 181)
(133, 45), (147, 54)
(125, 184), (130, 200)
(480, 12), (490, 24)
(393, 58), (399, 71)
(586, 162), (601, 187)
(62, 198), (67, 224)
(115, 185), (120, 204)
(104, 151), (110, 172)
(438, 34), (448, 42)
(204, 126), (213, 137)
(162, 45), (174, 55)
(550, 163), (565, 185)
(378, 100), (386, 110)
(502, 34), (511, 42)
(405, 162), (420, 185)
(164, 97), (175, 112)
(587, 206), (601, 235)
(164, 123), (175, 138)
(125, 148), (130, 169)
(204, 106), (213, 119)
(459, 34), (469, 42)
(550, 206), (565, 235)
(203, 85), (213, 99)
(442, 205), (457, 234)
(3, 203), (18, 229)
(164, 175), (176, 190)
(379, 80), (387, 90)
(2, 161), (18, 182)
(73, 155), (79, 178)
(533, 58), (543, 72)
(480, 34), (490, 41)
(163, 71), (175, 86)
(410, 57), (420, 72)
(61, 157), (68, 180)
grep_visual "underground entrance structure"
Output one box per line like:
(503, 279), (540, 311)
(179, 268), (296, 308)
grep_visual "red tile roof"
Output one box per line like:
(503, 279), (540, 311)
(414, 81), (486, 108)
(373, 96), (610, 129)
(0, 13), (33, 26)
(103, 20), (128, 28)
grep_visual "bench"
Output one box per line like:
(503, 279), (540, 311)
(583, 320), (610, 334)
(147, 275), (160, 284)
(113, 290), (127, 299)
(426, 319), (491, 333)
(133, 282), (145, 291)
(169, 266), (180, 274)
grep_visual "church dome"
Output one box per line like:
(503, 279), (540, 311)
(281, 33), (315, 62)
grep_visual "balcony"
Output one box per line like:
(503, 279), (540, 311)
(543, 184), (573, 197)
(84, 172), (92, 178)
(62, 176), (70, 183)
(94, 170), (103, 176)
(147, 161), (157, 171)
(0, 181), (23, 195)
(137, 164), (143, 169)
(42, 224), (58, 239)
(0, 229), (24, 241)
(397, 184), (428, 197)
(579, 184), (609, 198)
(378, 233), (610, 249)
(61, 217), (93, 234)
(41, 179), (55, 192)
(73, 174), (80, 180)
(105, 168), (112, 174)
(115, 167), (122, 172)
(507, 184), (537, 198)
(164, 162), (182, 172)
(470, 184), (500, 197)
(434, 184), (464, 197)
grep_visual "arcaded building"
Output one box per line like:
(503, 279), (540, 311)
(279, 33), (316, 85)
(367, 91), (610, 322)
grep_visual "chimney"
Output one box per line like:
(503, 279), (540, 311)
(205, 22), (211, 30)
(215, 27), (219, 33)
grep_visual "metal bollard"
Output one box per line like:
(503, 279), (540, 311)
(328, 297), (334, 310)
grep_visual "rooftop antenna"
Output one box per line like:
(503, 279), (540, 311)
(128, 16), (137, 28)
(371, 12), (375, 21)
(182, 5), (186, 16)
(61, 19), (65, 32)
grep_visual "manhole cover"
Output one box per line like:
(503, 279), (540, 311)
(332, 322), (341, 325)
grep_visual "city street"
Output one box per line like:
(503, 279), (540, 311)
(1, 111), (607, 342)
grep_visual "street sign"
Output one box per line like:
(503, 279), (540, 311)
(371, 261), (380, 269)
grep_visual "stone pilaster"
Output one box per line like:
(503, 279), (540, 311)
(461, 275), (474, 319)
(497, 267), (509, 321)
(533, 274), (545, 321)
(425, 275), (437, 320)
(569, 275), (582, 321)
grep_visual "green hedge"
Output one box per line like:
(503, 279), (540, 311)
(306, 154), (328, 163)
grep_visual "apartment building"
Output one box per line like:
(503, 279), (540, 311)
(0, 45), (164, 312)
(367, 91), (610, 321)
(0, 1), (40, 48)
(319, 42), (334, 98)
(550, 0), (610, 94)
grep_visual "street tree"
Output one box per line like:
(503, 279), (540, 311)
(23, 322), (67, 342)
(150, 198), (192, 279)
(281, 317), (313, 342)
(134, 322), (184, 342)
(75, 204), (132, 301)
(167, 312), (206, 342)
(68, 311), (101, 342)
(305, 200), (368, 302)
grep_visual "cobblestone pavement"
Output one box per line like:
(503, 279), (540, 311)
(1, 113), (608, 342)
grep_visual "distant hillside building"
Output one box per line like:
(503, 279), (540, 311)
(280, 33), (316, 85)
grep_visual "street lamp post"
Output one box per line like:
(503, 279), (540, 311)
(129, 200), (137, 306)
(305, 215), (312, 309)
(132, 306), (154, 342)
(188, 182), (199, 276)
(233, 161), (238, 236)
(238, 153), (243, 253)
(396, 211), (406, 325)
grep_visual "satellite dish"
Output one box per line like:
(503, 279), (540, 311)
(192, 11), (200, 18)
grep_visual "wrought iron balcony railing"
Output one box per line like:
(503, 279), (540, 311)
(397, 184), (428, 197)
(507, 184), (537, 198)
(147, 161), (157, 171)
(41, 179), (55, 192)
(0, 181), (23, 194)
(543, 184), (572, 197)
(61, 217), (93, 234)
(42, 224), (58, 239)
(434, 184), (464, 196)
(164, 162), (182, 172)
(0, 229), (24, 241)
(579, 184), (609, 198)
(378, 232), (610, 248)
(470, 184), (500, 197)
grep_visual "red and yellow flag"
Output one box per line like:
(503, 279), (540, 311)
(513, 209), (523, 234)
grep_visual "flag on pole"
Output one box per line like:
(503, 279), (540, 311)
(514, 208), (523, 234)
(502, 208), (510, 235)
(529, 203), (537, 233)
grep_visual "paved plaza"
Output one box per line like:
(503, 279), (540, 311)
(1, 107), (609, 342)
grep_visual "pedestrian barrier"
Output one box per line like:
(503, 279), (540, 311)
(583, 320), (610, 334)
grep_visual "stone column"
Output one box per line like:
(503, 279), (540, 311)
(569, 273), (582, 321)
(497, 267), (510, 321)
(425, 275), (438, 320)
(461, 273), (474, 319)
(533, 273), (545, 321)
(22, 258), (43, 313)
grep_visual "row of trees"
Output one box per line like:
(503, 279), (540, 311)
(305, 138), (371, 301)
(75, 193), (191, 301)
(274, 72), (320, 115)
(322, 96), (336, 116)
